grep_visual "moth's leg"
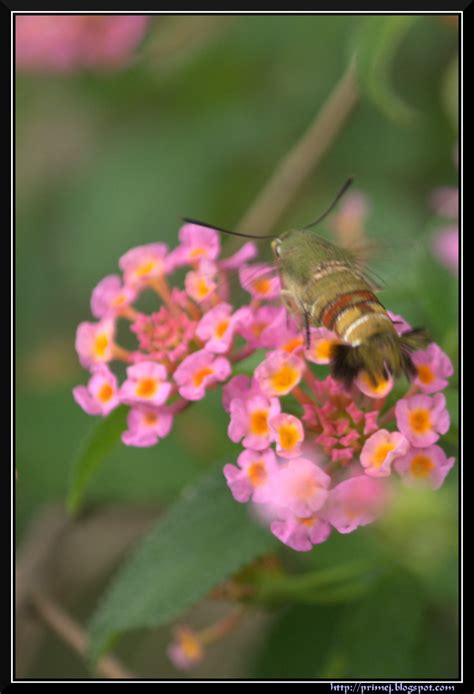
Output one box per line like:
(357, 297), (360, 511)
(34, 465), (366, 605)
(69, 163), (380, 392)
(303, 309), (311, 350)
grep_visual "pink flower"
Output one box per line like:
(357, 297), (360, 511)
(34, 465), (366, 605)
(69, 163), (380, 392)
(196, 303), (251, 354)
(169, 224), (220, 267)
(75, 318), (115, 369)
(305, 327), (340, 365)
(270, 511), (331, 552)
(394, 444), (456, 489)
(355, 371), (393, 400)
(219, 241), (257, 269)
(91, 274), (137, 319)
(412, 343), (454, 393)
(131, 291), (197, 364)
(360, 429), (409, 477)
(269, 458), (331, 518)
(73, 365), (119, 416)
(239, 264), (281, 299)
(173, 349), (231, 401)
(184, 260), (218, 304)
(387, 311), (412, 335)
(120, 361), (171, 407)
(432, 227), (459, 275)
(330, 191), (369, 245)
(222, 375), (261, 413)
(255, 351), (304, 397)
(167, 626), (204, 670)
(223, 448), (278, 504)
(237, 305), (287, 350)
(122, 406), (173, 448)
(16, 15), (150, 73)
(119, 243), (170, 288)
(395, 393), (450, 448)
(269, 413), (304, 459)
(323, 476), (387, 534)
(228, 394), (280, 450)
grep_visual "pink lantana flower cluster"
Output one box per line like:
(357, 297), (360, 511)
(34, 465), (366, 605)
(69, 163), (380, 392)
(16, 15), (150, 73)
(73, 224), (259, 447)
(223, 314), (455, 552)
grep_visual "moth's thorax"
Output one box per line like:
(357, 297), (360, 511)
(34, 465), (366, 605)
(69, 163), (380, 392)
(276, 229), (350, 286)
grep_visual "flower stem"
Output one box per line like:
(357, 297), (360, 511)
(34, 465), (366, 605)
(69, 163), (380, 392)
(235, 60), (358, 238)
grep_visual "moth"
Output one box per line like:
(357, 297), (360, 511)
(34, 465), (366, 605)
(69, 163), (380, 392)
(184, 179), (428, 388)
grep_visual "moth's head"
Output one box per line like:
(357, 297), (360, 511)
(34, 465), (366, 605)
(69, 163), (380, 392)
(271, 229), (294, 262)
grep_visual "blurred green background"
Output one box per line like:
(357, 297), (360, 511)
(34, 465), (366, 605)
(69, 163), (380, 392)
(16, 15), (458, 679)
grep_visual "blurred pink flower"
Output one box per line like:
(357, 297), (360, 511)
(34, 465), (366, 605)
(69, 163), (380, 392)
(16, 15), (150, 72)
(394, 444), (456, 489)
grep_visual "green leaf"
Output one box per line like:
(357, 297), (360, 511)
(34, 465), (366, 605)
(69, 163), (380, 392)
(255, 560), (377, 606)
(88, 467), (276, 661)
(67, 406), (128, 514)
(334, 569), (425, 678)
(353, 16), (420, 125)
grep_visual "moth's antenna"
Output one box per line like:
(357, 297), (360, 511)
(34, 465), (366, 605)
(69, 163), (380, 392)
(302, 177), (354, 230)
(181, 217), (277, 240)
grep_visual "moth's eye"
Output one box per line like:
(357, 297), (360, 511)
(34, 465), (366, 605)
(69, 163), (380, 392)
(272, 240), (282, 258)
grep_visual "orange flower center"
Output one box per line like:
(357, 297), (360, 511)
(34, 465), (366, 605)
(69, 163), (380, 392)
(143, 412), (159, 426)
(247, 462), (267, 487)
(314, 339), (335, 361)
(111, 293), (126, 307)
(410, 454), (435, 478)
(196, 277), (211, 298)
(253, 278), (271, 294)
(270, 364), (299, 393)
(373, 442), (396, 468)
(283, 336), (304, 353)
(249, 409), (269, 436)
(136, 378), (158, 398)
(251, 322), (266, 337)
(278, 423), (300, 450)
(190, 247), (206, 259)
(298, 516), (317, 527)
(93, 333), (109, 358)
(409, 408), (432, 434)
(360, 371), (389, 394)
(215, 319), (230, 339)
(97, 383), (113, 403)
(193, 366), (214, 388)
(417, 364), (434, 384)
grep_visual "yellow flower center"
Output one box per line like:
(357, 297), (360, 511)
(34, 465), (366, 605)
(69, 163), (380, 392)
(93, 333), (109, 359)
(293, 476), (318, 501)
(215, 319), (230, 339)
(249, 409), (269, 436)
(193, 366), (214, 388)
(190, 247), (206, 259)
(136, 378), (158, 398)
(97, 383), (113, 403)
(135, 260), (157, 278)
(253, 278), (271, 294)
(409, 408), (432, 434)
(278, 423), (300, 450)
(270, 364), (299, 393)
(373, 441), (395, 468)
(417, 364), (434, 384)
(410, 454), (435, 478)
(247, 462), (267, 487)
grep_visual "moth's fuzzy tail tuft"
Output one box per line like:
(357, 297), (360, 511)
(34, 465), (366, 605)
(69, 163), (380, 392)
(330, 328), (430, 389)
